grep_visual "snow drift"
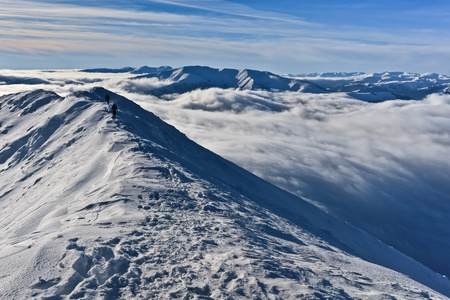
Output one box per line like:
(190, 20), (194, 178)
(0, 87), (449, 299)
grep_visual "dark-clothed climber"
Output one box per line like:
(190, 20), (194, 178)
(111, 103), (118, 118)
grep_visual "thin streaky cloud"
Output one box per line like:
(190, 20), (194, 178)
(0, 1), (191, 23)
(1, 0), (450, 73)
(1, 0), (446, 47)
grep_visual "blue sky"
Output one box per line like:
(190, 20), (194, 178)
(1, 0), (450, 74)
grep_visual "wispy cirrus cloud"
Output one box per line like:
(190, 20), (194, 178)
(1, 0), (450, 73)
(147, 0), (303, 22)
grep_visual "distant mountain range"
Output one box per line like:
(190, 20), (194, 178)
(78, 66), (450, 101)
(293, 71), (450, 101)
(0, 74), (49, 85)
(80, 66), (173, 74)
(127, 66), (327, 96)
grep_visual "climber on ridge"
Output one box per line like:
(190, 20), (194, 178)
(111, 103), (118, 119)
(105, 94), (110, 105)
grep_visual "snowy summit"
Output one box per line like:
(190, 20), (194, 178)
(0, 84), (449, 299)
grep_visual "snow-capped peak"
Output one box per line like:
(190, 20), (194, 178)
(128, 66), (327, 96)
(0, 87), (449, 299)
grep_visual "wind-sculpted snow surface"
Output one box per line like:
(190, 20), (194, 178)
(0, 88), (449, 299)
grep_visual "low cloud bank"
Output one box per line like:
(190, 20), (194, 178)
(166, 88), (290, 112)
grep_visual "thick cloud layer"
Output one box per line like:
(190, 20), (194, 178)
(1, 69), (449, 278)
(163, 88), (290, 112)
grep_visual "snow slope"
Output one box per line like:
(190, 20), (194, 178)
(124, 66), (327, 96)
(1, 67), (449, 280)
(0, 87), (449, 299)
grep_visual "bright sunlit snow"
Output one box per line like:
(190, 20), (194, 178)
(0, 67), (449, 299)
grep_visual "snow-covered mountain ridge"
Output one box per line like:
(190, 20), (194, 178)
(123, 66), (327, 96)
(4, 66), (449, 102)
(292, 71), (450, 101)
(76, 66), (450, 101)
(1, 87), (449, 299)
(80, 66), (173, 75)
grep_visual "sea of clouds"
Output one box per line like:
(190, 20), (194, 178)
(1, 70), (449, 277)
